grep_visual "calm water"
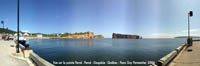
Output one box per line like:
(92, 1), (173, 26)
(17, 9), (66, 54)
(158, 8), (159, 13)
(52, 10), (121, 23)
(27, 38), (186, 66)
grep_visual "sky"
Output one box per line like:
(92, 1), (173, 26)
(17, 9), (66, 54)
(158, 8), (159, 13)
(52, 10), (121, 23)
(0, 0), (200, 38)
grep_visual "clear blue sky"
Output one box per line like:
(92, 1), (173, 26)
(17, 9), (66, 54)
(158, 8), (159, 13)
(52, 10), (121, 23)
(0, 0), (200, 38)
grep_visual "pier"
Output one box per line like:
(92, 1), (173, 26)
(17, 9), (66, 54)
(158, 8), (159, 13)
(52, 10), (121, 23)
(0, 40), (54, 66)
(0, 40), (31, 66)
(158, 40), (200, 66)
(169, 41), (200, 66)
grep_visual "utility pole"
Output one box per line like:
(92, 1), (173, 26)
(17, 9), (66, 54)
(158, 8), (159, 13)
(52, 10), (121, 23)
(17, 0), (20, 53)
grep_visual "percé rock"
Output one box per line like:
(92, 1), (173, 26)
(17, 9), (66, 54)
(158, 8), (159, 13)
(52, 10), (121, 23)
(112, 33), (142, 39)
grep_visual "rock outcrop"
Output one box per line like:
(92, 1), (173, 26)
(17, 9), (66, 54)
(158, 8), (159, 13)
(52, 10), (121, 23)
(112, 33), (142, 39)
(64, 31), (104, 39)
(94, 35), (104, 38)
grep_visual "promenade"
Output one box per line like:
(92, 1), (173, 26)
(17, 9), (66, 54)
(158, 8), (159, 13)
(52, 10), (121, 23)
(169, 41), (200, 66)
(0, 40), (32, 66)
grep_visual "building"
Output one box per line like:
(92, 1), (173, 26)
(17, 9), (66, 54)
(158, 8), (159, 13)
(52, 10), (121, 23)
(24, 32), (29, 36)
(37, 34), (43, 38)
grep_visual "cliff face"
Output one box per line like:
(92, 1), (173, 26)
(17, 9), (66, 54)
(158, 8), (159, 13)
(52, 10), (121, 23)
(112, 33), (142, 39)
(94, 35), (104, 38)
(64, 32), (104, 39)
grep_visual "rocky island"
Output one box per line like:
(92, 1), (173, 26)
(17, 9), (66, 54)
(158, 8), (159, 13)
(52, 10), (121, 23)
(112, 33), (142, 39)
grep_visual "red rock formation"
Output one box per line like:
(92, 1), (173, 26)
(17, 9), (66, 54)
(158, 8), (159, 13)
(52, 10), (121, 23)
(64, 31), (104, 39)
(112, 33), (142, 39)
(94, 35), (104, 38)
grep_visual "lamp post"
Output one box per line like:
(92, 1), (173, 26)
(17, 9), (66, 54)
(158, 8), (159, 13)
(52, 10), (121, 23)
(1, 21), (4, 33)
(187, 11), (193, 46)
(1, 21), (4, 39)
(16, 0), (20, 53)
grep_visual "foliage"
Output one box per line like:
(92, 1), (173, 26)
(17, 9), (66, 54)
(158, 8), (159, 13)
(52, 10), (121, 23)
(0, 28), (16, 34)
(27, 34), (37, 37)
(60, 32), (88, 37)
(43, 34), (58, 37)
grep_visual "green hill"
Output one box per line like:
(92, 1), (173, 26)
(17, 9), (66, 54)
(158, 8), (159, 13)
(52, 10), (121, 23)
(0, 28), (16, 34)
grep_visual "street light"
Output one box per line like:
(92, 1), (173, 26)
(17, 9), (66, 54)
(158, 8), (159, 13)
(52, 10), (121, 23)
(16, 0), (20, 53)
(1, 21), (4, 31)
(1, 21), (4, 38)
(187, 11), (193, 46)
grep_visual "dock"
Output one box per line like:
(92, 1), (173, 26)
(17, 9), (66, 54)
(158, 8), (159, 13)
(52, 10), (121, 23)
(0, 40), (31, 66)
(0, 39), (54, 66)
(158, 40), (200, 66)
(169, 41), (200, 66)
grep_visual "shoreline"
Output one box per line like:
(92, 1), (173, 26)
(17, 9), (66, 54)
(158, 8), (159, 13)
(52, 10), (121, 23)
(26, 37), (105, 39)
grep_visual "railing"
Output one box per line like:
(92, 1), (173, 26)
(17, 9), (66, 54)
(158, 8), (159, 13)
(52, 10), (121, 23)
(157, 43), (186, 66)
(16, 41), (55, 66)
(29, 52), (54, 66)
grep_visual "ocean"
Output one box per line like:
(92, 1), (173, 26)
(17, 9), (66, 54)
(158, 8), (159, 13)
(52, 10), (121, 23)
(27, 38), (186, 66)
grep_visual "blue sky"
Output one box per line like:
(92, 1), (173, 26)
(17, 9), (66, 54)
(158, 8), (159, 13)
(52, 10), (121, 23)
(0, 0), (200, 38)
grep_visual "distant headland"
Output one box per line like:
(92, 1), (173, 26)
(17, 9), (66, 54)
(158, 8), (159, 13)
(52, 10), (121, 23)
(28, 31), (104, 39)
(0, 28), (144, 39)
(60, 31), (104, 39)
(174, 36), (200, 38)
(112, 33), (142, 39)
(0, 28), (104, 39)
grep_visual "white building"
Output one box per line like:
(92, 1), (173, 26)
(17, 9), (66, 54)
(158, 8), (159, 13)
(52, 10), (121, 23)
(37, 34), (43, 38)
(24, 32), (29, 36)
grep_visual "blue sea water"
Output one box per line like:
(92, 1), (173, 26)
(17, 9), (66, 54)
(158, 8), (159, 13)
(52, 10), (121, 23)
(27, 38), (186, 66)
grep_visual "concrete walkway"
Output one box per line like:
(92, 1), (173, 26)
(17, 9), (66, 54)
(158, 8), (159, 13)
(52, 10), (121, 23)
(0, 40), (29, 66)
(169, 41), (200, 66)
